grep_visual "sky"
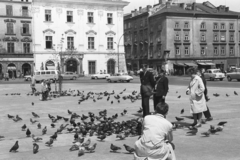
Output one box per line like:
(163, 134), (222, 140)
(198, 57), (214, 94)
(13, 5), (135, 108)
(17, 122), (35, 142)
(123, 0), (240, 13)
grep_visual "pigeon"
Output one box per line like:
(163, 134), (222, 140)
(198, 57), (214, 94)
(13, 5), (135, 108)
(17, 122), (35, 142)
(21, 124), (27, 131)
(175, 117), (184, 121)
(116, 133), (126, 140)
(7, 114), (14, 119)
(216, 126), (224, 132)
(74, 133), (79, 140)
(67, 128), (73, 133)
(33, 143), (39, 154)
(213, 93), (220, 97)
(16, 115), (22, 121)
(123, 144), (135, 153)
(226, 94), (229, 97)
(32, 134), (43, 142)
(32, 102), (34, 106)
(123, 109), (127, 114)
(78, 147), (85, 157)
(110, 144), (121, 152)
(51, 123), (55, 128)
(111, 101), (113, 104)
(218, 121), (227, 126)
(9, 141), (19, 152)
(180, 109), (184, 114)
(45, 138), (54, 147)
(201, 131), (211, 137)
(69, 144), (79, 151)
(137, 108), (143, 113)
(186, 128), (198, 135)
(209, 125), (217, 134)
(63, 117), (69, 122)
(50, 132), (58, 140)
(85, 143), (97, 153)
(30, 118), (38, 124)
(26, 128), (31, 137)
(97, 134), (106, 141)
(37, 123), (41, 129)
(82, 138), (91, 147)
(178, 95), (181, 98)
(32, 112), (40, 118)
(234, 91), (238, 95)
(0, 135), (5, 139)
(42, 126), (47, 135)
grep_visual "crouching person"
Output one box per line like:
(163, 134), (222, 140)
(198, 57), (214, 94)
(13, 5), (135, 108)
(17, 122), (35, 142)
(134, 102), (176, 160)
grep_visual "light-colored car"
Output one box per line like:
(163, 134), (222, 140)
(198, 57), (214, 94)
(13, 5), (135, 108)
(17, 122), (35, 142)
(204, 69), (225, 81)
(106, 73), (133, 83)
(226, 68), (240, 81)
(24, 75), (32, 81)
(62, 72), (78, 80)
(34, 70), (59, 83)
(91, 73), (110, 79)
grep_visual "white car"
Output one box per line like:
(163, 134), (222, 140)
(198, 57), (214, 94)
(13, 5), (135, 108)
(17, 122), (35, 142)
(204, 69), (225, 81)
(91, 73), (110, 79)
(62, 72), (78, 80)
(24, 75), (32, 81)
(106, 73), (133, 83)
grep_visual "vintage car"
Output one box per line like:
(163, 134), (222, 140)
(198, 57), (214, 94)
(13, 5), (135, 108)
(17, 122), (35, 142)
(106, 73), (133, 83)
(24, 75), (32, 81)
(91, 73), (110, 79)
(204, 69), (225, 81)
(226, 68), (240, 81)
(61, 72), (78, 80)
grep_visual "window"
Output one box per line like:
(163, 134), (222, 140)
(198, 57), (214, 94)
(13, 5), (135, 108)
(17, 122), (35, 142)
(23, 43), (30, 53)
(67, 37), (74, 49)
(230, 34), (234, 42)
(107, 13), (113, 24)
(7, 43), (14, 53)
(175, 46), (180, 55)
(201, 46), (205, 55)
(88, 37), (94, 49)
(6, 5), (12, 16)
(220, 46), (225, 55)
(220, 34), (226, 41)
(45, 10), (51, 21)
(175, 22), (179, 28)
(184, 22), (189, 28)
(213, 23), (218, 30)
(22, 23), (29, 34)
(88, 12), (94, 23)
(45, 36), (52, 49)
(201, 34), (206, 41)
(175, 34), (180, 40)
(149, 46), (153, 57)
(41, 71), (45, 75)
(46, 71), (50, 74)
(7, 23), (14, 34)
(214, 33), (218, 41)
(184, 46), (189, 55)
(184, 34), (189, 41)
(107, 37), (113, 49)
(157, 45), (161, 56)
(230, 46), (234, 55)
(22, 6), (28, 17)
(200, 22), (206, 29)
(221, 23), (225, 30)
(88, 61), (96, 74)
(214, 46), (218, 55)
(67, 11), (73, 22)
(230, 23), (234, 30)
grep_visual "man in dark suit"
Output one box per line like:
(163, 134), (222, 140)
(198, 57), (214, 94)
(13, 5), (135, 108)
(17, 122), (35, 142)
(197, 70), (213, 121)
(140, 64), (155, 117)
(153, 70), (169, 110)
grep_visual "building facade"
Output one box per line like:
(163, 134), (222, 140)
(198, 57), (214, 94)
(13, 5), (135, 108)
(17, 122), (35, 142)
(125, 1), (240, 75)
(0, 0), (33, 78)
(32, 0), (128, 75)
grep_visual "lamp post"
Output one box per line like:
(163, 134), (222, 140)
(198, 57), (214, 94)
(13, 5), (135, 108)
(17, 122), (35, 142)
(115, 33), (125, 72)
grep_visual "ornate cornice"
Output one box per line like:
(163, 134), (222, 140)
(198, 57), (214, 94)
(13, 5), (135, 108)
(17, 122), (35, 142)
(21, 37), (32, 42)
(3, 37), (19, 42)
(86, 30), (97, 35)
(43, 29), (55, 34)
(4, 19), (16, 23)
(105, 31), (116, 35)
(65, 29), (76, 34)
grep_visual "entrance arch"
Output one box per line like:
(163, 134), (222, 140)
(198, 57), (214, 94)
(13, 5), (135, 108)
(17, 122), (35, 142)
(45, 60), (55, 70)
(107, 59), (115, 74)
(22, 63), (31, 75)
(7, 63), (16, 78)
(66, 59), (78, 73)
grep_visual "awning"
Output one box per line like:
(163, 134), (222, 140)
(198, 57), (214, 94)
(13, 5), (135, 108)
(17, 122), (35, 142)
(198, 63), (207, 65)
(185, 63), (198, 67)
(205, 63), (215, 66)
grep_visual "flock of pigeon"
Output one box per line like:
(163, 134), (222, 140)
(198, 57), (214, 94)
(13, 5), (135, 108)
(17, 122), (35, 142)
(2, 88), (143, 157)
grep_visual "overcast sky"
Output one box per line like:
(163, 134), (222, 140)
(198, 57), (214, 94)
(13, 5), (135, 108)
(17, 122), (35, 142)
(123, 0), (240, 13)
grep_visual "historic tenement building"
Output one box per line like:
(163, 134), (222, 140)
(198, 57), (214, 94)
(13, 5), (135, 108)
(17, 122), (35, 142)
(0, 0), (33, 78)
(125, 0), (240, 75)
(32, 0), (128, 75)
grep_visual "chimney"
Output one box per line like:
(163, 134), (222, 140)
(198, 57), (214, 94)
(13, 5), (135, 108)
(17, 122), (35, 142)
(159, 0), (166, 4)
(139, 7), (142, 13)
(225, 7), (229, 12)
(147, 5), (152, 11)
(192, 2), (196, 10)
(179, 3), (186, 9)
(166, 1), (171, 8)
(131, 10), (135, 17)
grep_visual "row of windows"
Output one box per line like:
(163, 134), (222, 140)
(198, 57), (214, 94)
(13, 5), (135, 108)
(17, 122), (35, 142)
(6, 23), (30, 34)
(6, 5), (29, 17)
(45, 36), (114, 50)
(6, 43), (30, 53)
(175, 21), (235, 30)
(175, 46), (235, 56)
(45, 10), (113, 24)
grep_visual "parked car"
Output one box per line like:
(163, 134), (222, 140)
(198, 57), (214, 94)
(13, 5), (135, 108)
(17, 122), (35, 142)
(24, 75), (32, 81)
(226, 68), (240, 81)
(204, 69), (225, 81)
(106, 73), (133, 83)
(62, 72), (78, 80)
(91, 73), (110, 79)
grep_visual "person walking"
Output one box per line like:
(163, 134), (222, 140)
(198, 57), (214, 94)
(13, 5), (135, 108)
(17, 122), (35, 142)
(30, 76), (36, 94)
(41, 80), (47, 101)
(186, 68), (207, 127)
(197, 70), (213, 121)
(153, 69), (169, 111)
(140, 64), (155, 117)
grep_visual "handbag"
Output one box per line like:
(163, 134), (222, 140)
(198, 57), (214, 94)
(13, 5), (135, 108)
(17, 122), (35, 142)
(141, 84), (153, 97)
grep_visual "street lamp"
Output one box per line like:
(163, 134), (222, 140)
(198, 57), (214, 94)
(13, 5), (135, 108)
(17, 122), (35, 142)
(115, 33), (125, 72)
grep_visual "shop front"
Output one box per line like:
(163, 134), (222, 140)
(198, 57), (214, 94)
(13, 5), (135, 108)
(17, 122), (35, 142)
(196, 60), (216, 71)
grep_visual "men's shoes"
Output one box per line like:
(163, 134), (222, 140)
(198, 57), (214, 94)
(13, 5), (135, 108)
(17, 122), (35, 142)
(206, 117), (213, 121)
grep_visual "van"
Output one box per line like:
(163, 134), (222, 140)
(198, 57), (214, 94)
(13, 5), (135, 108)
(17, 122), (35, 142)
(33, 70), (59, 83)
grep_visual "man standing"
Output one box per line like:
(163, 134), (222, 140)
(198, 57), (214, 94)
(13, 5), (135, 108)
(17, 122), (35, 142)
(153, 70), (169, 111)
(140, 64), (155, 117)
